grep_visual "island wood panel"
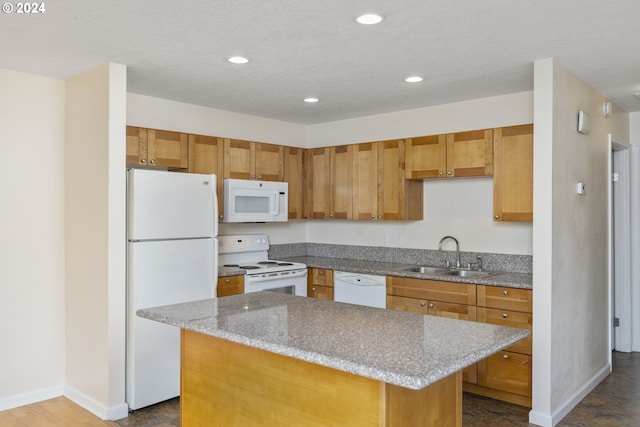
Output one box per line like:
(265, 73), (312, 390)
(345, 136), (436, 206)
(181, 329), (462, 427)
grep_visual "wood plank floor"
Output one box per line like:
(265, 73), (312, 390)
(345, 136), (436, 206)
(2, 351), (637, 426)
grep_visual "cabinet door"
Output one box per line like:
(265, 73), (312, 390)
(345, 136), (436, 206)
(255, 142), (284, 182)
(284, 147), (304, 219)
(188, 134), (224, 219)
(147, 129), (188, 169)
(126, 126), (148, 165)
(477, 307), (531, 355)
(306, 148), (332, 219)
(378, 139), (423, 220)
(477, 285), (532, 313)
(353, 142), (379, 220)
(446, 129), (493, 177)
(331, 145), (353, 220)
(387, 277), (476, 305)
(224, 139), (254, 180)
(405, 135), (446, 179)
(308, 285), (334, 300)
(309, 268), (333, 287)
(217, 275), (245, 297)
(428, 301), (477, 321)
(386, 295), (429, 314)
(493, 124), (533, 222)
(478, 351), (531, 397)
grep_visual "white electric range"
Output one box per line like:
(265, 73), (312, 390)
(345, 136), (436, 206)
(218, 234), (307, 296)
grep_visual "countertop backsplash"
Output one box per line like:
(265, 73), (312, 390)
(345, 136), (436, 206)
(269, 242), (532, 275)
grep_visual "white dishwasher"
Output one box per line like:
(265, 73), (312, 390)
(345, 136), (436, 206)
(333, 271), (386, 308)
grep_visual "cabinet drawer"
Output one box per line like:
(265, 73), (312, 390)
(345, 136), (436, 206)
(387, 277), (476, 305)
(217, 275), (244, 297)
(386, 295), (429, 314)
(308, 284), (334, 300)
(478, 351), (531, 397)
(428, 301), (477, 322)
(477, 308), (531, 355)
(477, 285), (531, 312)
(309, 268), (334, 287)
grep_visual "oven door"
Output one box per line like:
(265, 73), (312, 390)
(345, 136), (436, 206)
(244, 268), (307, 296)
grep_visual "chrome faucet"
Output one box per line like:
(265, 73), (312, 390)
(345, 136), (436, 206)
(438, 235), (461, 268)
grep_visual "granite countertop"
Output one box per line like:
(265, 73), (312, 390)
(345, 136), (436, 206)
(138, 292), (529, 390)
(219, 256), (532, 290)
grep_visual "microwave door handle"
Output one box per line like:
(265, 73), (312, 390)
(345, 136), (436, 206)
(272, 191), (279, 216)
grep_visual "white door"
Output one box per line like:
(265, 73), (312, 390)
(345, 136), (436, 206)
(127, 168), (217, 240)
(126, 238), (217, 410)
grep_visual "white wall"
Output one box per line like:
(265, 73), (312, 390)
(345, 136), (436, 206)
(65, 64), (128, 420)
(0, 70), (66, 409)
(630, 112), (640, 351)
(305, 92), (534, 254)
(530, 58), (630, 427)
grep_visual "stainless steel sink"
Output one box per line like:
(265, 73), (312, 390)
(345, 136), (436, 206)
(405, 266), (450, 274)
(439, 270), (497, 278)
(404, 265), (498, 278)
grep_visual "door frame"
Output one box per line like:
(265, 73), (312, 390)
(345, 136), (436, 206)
(608, 133), (631, 355)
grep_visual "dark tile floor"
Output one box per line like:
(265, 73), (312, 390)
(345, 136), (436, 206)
(116, 351), (639, 427)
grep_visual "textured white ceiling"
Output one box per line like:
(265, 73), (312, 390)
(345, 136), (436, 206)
(2, 0), (640, 124)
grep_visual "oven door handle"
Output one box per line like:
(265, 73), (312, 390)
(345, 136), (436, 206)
(246, 269), (308, 282)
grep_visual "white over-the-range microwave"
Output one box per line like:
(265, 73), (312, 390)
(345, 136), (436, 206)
(223, 178), (288, 223)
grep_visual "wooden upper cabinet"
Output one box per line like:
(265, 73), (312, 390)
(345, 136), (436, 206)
(126, 126), (147, 165)
(446, 129), (493, 177)
(493, 124), (533, 222)
(378, 139), (423, 220)
(353, 142), (379, 220)
(188, 134), (224, 219)
(224, 139), (284, 181)
(331, 145), (354, 220)
(405, 130), (492, 179)
(284, 146), (304, 219)
(126, 126), (188, 169)
(305, 146), (354, 220)
(306, 147), (332, 219)
(405, 134), (447, 179)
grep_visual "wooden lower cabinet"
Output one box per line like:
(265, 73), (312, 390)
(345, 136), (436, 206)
(307, 268), (334, 300)
(217, 275), (244, 297)
(387, 277), (532, 404)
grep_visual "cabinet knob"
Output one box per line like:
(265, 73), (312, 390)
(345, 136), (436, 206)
(420, 301), (426, 307)
(447, 170), (452, 176)
(495, 214), (500, 219)
(225, 279), (231, 283)
(378, 214), (382, 218)
(150, 159), (156, 165)
(428, 303), (435, 309)
(371, 215), (375, 219)
(251, 175), (256, 179)
(438, 171), (444, 176)
(502, 290), (509, 296)
(502, 313), (508, 319)
(502, 354), (509, 360)
(257, 175), (262, 180)
(318, 271), (324, 275)
(312, 287), (317, 291)
(140, 159), (147, 164)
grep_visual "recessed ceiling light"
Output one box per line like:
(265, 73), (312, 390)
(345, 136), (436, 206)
(304, 97), (319, 103)
(356, 14), (383, 25)
(405, 76), (424, 83)
(228, 56), (249, 64)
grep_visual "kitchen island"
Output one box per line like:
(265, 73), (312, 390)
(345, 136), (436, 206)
(138, 291), (529, 427)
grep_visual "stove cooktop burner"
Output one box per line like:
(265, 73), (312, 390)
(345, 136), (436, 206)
(257, 261), (278, 265)
(223, 264), (240, 267)
(239, 265), (260, 270)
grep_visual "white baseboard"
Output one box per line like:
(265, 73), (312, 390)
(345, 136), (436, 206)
(529, 362), (611, 427)
(64, 385), (129, 421)
(0, 385), (64, 412)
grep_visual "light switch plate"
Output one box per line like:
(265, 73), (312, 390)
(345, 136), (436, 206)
(577, 110), (591, 135)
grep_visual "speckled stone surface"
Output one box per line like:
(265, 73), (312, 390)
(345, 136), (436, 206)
(138, 292), (529, 390)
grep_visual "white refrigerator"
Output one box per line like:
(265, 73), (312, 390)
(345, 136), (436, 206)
(126, 168), (218, 410)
